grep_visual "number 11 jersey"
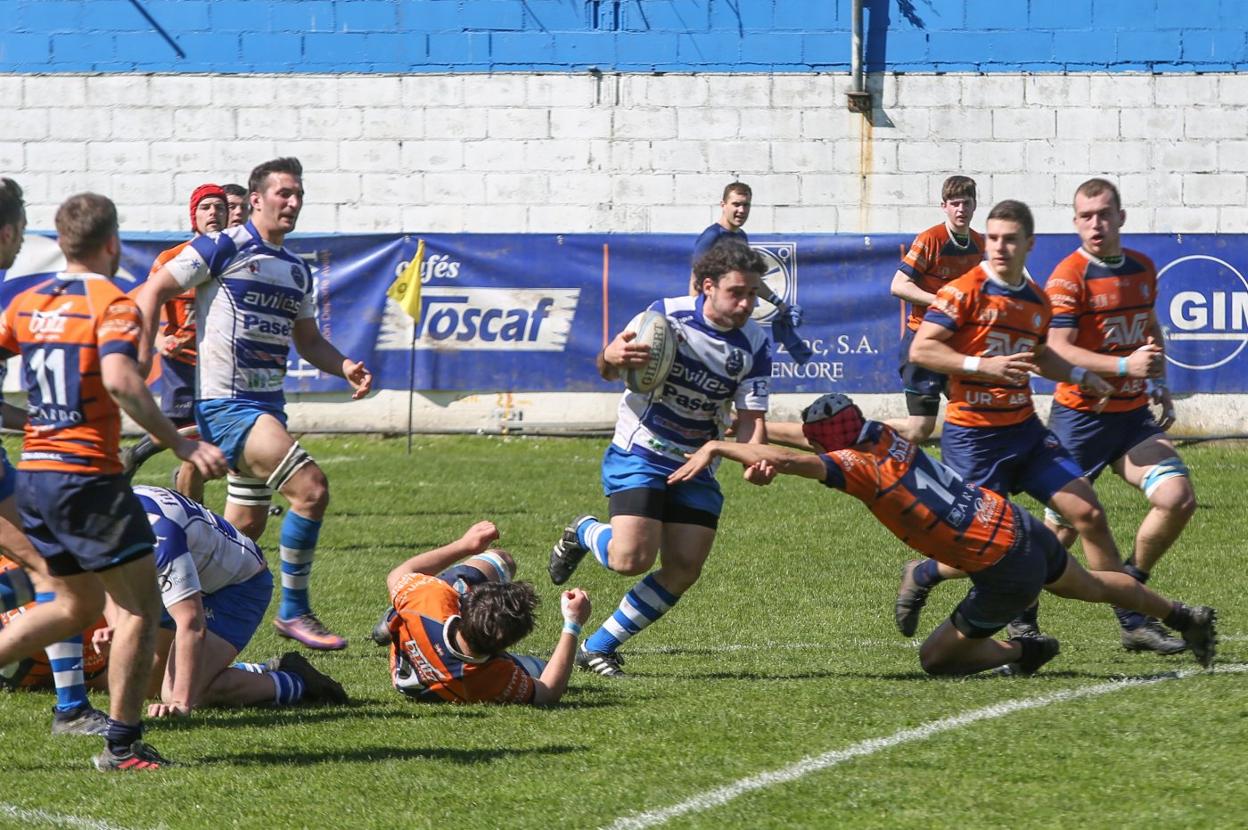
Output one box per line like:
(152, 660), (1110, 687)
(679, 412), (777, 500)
(0, 273), (142, 475)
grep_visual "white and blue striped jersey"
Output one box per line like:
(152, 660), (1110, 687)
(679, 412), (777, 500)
(612, 295), (771, 469)
(134, 485), (268, 609)
(164, 222), (316, 405)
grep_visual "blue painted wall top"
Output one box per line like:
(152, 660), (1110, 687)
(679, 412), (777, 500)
(3, 0), (1246, 73)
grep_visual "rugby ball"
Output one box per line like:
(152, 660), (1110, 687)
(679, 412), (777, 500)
(623, 310), (676, 394)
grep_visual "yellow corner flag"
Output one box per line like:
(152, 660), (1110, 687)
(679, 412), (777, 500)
(388, 239), (424, 319)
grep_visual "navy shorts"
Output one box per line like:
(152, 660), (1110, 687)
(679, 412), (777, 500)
(953, 508), (1070, 638)
(898, 330), (946, 416)
(17, 472), (156, 576)
(1048, 403), (1164, 481)
(160, 357), (197, 426)
(940, 417), (1084, 504)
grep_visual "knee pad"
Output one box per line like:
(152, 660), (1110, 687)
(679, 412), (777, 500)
(267, 443), (315, 492)
(1140, 457), (1189, 499)
(1043, 506), (1074, 530)
(226, 473), (273, 508)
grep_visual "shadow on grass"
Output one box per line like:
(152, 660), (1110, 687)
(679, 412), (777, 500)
(196, 743), (586, 767)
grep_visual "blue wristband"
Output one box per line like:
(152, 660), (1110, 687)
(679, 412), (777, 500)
(562, 621), (582, 637)
(1117, 356), (1129, 377)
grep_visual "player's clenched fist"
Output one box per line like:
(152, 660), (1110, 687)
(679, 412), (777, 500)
(461, 520), (500, 553)
(561, 588), (591, 626)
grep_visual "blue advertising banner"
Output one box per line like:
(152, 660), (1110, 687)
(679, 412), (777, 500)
(2, 232), (1245, 396)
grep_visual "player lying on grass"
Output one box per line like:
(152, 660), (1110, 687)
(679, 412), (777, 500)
(90, 486), (347, 716)
(378, 520), (590, 704)
(669, 393), (1217, 677)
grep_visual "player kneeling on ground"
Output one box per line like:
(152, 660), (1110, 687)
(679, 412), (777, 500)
(378, 521), (590, 704)
(118, 485), (346, 714)
(669, 394), (1217, 677)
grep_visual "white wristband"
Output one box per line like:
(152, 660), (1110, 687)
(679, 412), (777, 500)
(1070, 366), (1088, 385)
(961, 355), (981, 374)
(562, 621), (582, 638)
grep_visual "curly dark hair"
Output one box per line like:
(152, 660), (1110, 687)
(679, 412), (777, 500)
(692, 240), (767, 287)
(459, 581), (539, 655)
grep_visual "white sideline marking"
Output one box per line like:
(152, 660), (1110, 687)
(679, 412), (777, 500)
(0, 804), (135, 830)
(603, 664), (1247, 830)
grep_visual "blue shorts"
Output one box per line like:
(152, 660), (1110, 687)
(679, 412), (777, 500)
(601, 444), (724, 519)
(1048, 403), (1164, 481)
(898, 330), (947, 414)
(940, 417), (1084, 504)
(0, 444), (17, 503)
(160, 357), (197, 426)
(955, 509), (1070, 637)
(161, 569), (273, 652)
(196, 398), (287, 469)
(17, 472), (155, 577)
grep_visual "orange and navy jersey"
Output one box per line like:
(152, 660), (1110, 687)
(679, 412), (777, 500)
(924, 263), (1052, 429)
(0, 273), (143, 475)
(149, 241), (196, 366)
(898, 223), (985, 332)
(387, 573), (535, 704)
(819, 422), (1019, 572)
(1046, 247), (1156, 413)
(0, 557), (108, 689)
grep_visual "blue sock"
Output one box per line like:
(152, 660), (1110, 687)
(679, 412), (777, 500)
(270, 670), (305, 705)
(232, 661), (266, 673)
(576, 518), (614, 569)
(278, 511), (321, 619)
(1116, 560), (1151, 630)
(105, 718), (142, 753)
(34, 592), (90, 713)
(913, 559), (943, 588)
(585, 574), (680, 654)
(0, 568), (34, 612)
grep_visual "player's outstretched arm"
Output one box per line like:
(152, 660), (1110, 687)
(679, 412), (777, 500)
(150, 594), (207, 718)
(100, 353), (228, 479)
(386, 520), (500, 596)
(292, 318), (373, 399)
(533, 588), (590, 705)
(669, 440), (827, 485)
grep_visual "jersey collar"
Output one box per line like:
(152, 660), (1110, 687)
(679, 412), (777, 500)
(979, 261), (1032, 292)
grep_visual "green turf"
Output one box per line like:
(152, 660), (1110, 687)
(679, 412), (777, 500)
(1, 434), (1245, 829)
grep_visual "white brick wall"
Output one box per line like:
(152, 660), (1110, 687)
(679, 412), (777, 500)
(5, 72), (1240, 234)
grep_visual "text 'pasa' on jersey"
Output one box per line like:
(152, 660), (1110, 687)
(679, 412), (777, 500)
(134, 485), (267, 609)
(613, 295), (771, 473)
(0, 273), (142, 475)
(925, 262), (1052, 429)
(820, 422), (1020, 572)
(1046, 247), (1157, 413)
(898, 222), (986, 332)
(163, 222), (316, 405)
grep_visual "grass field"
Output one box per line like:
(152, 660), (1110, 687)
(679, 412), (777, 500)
(1, 433), (1246, 829)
